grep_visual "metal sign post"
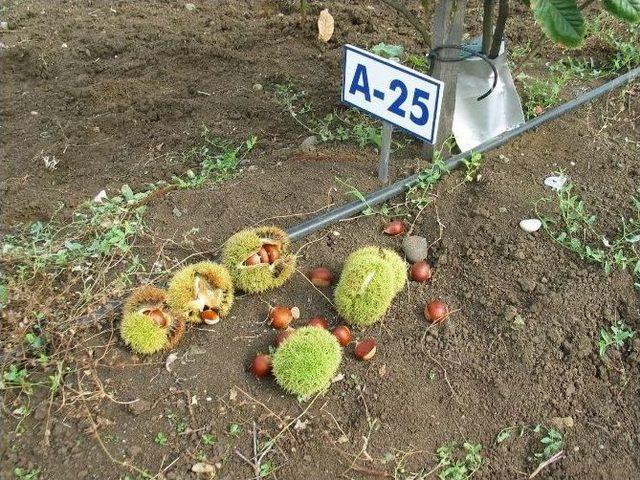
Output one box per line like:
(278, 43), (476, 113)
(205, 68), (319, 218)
(378, 121), (393, 184)
(341, 45), (444, 184)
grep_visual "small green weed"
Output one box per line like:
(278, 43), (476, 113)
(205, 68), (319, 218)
(335, 177), (391, 217)
(406, 156), (448, 209)
(462, 152), (483, 183)
(598, 320), (635, 357)
(532, 425), (564, 460)
(171, 127), (257, 189)
(14, 467), (40, 480)
(495, 424), (563, 461)
(274, 81), (404, 150)
(228, 423), (243, 437)
(201, 433), (217, 446)
(154, 432), (168, 446)
(537, 181), (640, 281)
(259, 459), (276, 477)
(433, 442), (483, 480)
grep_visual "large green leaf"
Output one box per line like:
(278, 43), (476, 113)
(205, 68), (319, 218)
(603, 0), (640, 22)
(531, 0), (585, 47)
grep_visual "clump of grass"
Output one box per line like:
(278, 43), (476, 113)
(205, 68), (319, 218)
(537, 180), (640, 284)
(432, 442), (483, 479)
(517, 16), (639, 118)
(171, 127), (257, 189)
(598, 320), (635, 357)
(274, 81), (407, 150)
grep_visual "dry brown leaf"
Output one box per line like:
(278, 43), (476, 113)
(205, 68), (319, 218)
(317, 9), (334, 42)
(191, 462), (215, 475)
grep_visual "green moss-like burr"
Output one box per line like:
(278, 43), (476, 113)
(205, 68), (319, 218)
(272, 326), (342, 398)
(222, 226), (296, 293)
(334, 247), (407, 326)
(120, 312), (168, 355)
(120, 285), (186, 353)
(166, 261), (234, 323)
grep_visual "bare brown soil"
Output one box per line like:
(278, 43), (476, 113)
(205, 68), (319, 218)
(1, 1), (639, 480)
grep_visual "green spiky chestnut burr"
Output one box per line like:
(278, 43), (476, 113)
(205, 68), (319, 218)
(272, 326), (342, 398)
(166, 262), (234, 323)
(333, 247), (407, 326)
(120, 285), (185, 354)
(222, 226), (296, 293)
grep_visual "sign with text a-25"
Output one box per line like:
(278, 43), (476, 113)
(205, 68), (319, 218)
(341, 45), (444, 144)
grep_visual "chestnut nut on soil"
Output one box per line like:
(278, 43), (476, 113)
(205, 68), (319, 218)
(307, 316), (329, 329)
(410, 261), (432, 283)
(250, 354), (272, 378)
(355, 339), (377, 361)
(425, 299), (449, 324)
(383, 220), (405, 236)
(269, 305), (300, 330)
(309, 267), (333, 287)
(331, 325), (352, 347)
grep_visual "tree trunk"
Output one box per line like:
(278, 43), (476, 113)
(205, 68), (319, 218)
(424, 0), (468, 158)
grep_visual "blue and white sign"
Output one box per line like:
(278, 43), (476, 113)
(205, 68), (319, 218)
(342, 45), (444, 144)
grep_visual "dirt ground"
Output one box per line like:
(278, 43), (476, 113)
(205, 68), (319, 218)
(1, 1), (639, 479)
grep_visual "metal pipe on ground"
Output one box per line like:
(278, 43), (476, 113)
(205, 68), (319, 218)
(286, 66), (640, 242)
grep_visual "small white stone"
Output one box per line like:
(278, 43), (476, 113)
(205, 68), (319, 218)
(30, 111), (39, 115)
(544, 175), (567, 191)
(333, 230), (340, 236)
(185, 3), (196, 11)
(519, 219), (542, 233)
(0, 21), (8, 30)
(61, 42), (68, 48)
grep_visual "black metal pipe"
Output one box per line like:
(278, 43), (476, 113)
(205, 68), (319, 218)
(287, 66), (640, 241)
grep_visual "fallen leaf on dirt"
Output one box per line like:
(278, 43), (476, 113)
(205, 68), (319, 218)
(191, 462), (215, 474)
(338, 434), (349, 444)
(317, 9), (334, 42)
(165, 352), (178, 372)
(229, 388), (237, 402)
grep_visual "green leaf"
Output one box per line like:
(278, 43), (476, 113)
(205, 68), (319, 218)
(371, 43), (405, 58)
(531, 0), (585, 47)
(603, 0), (640, 21)
(121, 184), (135, 202)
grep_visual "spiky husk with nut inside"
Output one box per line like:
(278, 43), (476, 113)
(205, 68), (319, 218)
(120, 312), (168, 355)
(334, 247), (407, 327)
(222, 226), (296, 293)
(272, 326), (342, 398)
(166, 262), (234, 323)
(121, 285), (186, 354)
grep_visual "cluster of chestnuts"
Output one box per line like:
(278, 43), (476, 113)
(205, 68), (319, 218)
(383, 219), (451, 325)
(249, 267), (379, 382)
